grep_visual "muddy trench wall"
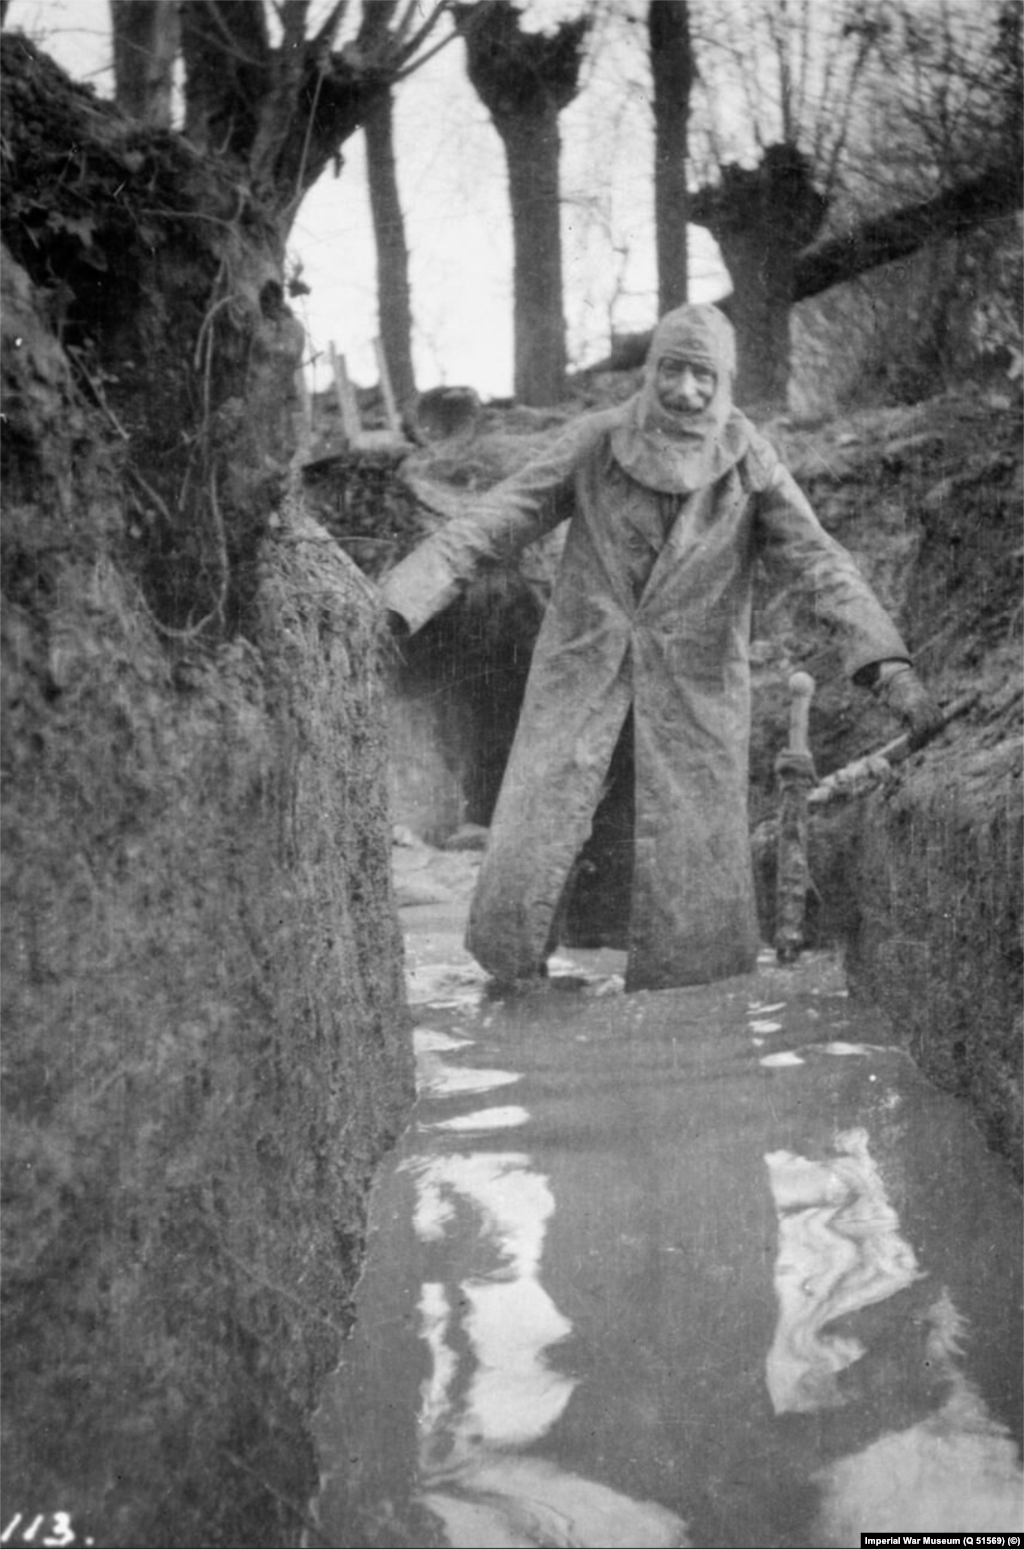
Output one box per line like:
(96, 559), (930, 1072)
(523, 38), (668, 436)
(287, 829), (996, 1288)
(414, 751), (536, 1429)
(785, 398), (1023, 1176)
(2, 169), (411, 1549)
(848, 736), (1022, 1168)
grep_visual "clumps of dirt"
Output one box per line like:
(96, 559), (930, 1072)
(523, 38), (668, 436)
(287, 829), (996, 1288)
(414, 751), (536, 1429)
(302, 445), (425, 577)
(1, 31), (306, 639)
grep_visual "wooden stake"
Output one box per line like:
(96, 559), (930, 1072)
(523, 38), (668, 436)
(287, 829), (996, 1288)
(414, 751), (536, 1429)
(775, 672), (817, 965)
(373, 337), (401, 434)
(293, 365), (312, 453)
(328, 341), (362, 446)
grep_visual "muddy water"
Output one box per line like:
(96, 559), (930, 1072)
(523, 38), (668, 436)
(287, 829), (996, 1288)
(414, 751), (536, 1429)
(313, 910), (1023, 1548)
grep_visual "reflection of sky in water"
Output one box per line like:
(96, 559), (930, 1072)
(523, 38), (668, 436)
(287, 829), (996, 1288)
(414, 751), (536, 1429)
(816, 1290), (1024, 1540)
(765, 1130), (1024, 1541)
(405, 961), (490, 1007)
(761, 1042), (894, 1068)
(430, 1105), (531, 1132)
(418, 1055), (521, 1098)
(318, 1001), (1019, 1547)
(400, 1045), (690, 1548)
(765, 1127), (924, 1413)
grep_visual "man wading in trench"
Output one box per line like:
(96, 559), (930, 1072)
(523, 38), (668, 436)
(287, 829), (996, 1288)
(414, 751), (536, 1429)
(382, 304), (938, 993)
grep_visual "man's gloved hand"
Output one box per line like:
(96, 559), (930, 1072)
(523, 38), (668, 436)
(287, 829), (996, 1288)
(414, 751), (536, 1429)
(880, 665), (942, 751)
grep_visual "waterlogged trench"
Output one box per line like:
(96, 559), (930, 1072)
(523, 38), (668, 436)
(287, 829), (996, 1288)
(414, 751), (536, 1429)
(313, 891), (1023, 1549)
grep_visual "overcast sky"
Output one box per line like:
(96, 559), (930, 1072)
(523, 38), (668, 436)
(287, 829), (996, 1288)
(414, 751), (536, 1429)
(7, 0), (728, 399)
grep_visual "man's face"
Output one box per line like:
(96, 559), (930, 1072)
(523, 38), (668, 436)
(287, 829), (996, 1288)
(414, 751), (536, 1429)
(654, 354), (717, 417)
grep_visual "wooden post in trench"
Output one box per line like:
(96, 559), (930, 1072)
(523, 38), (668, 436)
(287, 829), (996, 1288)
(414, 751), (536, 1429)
(328, 341), (363, 446)
(774, 671), (817, 964)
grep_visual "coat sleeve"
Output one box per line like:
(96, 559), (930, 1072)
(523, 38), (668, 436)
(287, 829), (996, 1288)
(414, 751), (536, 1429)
(752, 454), (911, 680)
(382, 420), (594, 634)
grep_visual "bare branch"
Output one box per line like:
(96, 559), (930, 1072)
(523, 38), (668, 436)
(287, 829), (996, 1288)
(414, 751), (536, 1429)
(390, 0), (425, 49)
(311, 0), (349, 50)
(391, 0), (455, 67)
(794, 163), (1023, 301)
(393, 24), (461, 82)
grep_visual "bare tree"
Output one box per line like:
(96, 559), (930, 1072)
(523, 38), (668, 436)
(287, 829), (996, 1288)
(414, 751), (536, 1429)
(684, 0), (1021, 405)
(363, 91), (417, 416)
(687, 0), (886, 404)
(856, 0), (1021, 202)
(454, 0), (591, 406)
(649, 0), (696, 311)
(360, 0), (417, 417)
(110, 0), (180, 126)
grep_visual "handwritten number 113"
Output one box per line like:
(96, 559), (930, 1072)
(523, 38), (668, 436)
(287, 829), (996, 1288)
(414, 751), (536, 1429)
(1, 1515), (80, 1546)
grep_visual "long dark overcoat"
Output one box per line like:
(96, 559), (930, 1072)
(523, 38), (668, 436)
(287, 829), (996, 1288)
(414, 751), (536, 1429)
(383, 407), (908, 990)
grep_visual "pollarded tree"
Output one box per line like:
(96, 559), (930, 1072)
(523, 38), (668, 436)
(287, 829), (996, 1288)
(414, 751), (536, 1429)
(111, 0), (179, 126)
(454, 0), (591, 406)
(690, 142), (828, 405)
(688, 0), (887, 405)
(687, 0), (1022, 406)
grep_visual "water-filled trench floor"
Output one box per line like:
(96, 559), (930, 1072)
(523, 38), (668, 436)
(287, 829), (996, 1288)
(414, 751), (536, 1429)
(312, 890), (1023, 1549)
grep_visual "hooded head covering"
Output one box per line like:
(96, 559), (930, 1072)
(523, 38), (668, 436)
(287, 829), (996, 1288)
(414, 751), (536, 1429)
(610, 303), (749, 494)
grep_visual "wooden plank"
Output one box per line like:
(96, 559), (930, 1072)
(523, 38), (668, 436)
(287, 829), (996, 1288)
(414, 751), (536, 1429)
(328, 341), (363, 446)
(373, 337), (401, 434)
(293, 365), (313, 455)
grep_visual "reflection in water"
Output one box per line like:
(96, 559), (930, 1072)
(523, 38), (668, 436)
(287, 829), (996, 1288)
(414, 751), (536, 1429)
(816, 1290), (1024, 1542)
(405, 961), (490, 1008)
(764, 1128), (924, 1413)
(400, 1034), (690, 1548)
(766, 1130), (1024, 1538)
(430, 1105), (532, 1132)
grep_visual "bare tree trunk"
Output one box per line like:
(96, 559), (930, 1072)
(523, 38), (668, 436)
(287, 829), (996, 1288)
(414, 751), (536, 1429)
(364, 88), (417, 415)
(455, 0), (589, 406)
(649, 0), (695, 313)
(110, 0), (180, 127)
(499, 106), (566, 406)
(691, 145), (827, 406)
(179, 0), (270, 158)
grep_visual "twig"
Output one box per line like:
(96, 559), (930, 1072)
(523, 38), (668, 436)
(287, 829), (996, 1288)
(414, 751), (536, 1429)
(127, 464), (174, 527)
(290, 54), (328, 210)
(68, 349), (130, 439)
(130, 567), (222, 642)
(192, 286), (237, 373)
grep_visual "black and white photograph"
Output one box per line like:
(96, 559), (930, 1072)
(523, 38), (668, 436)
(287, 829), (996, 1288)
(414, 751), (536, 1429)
(1, 2), (1021, 1545)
